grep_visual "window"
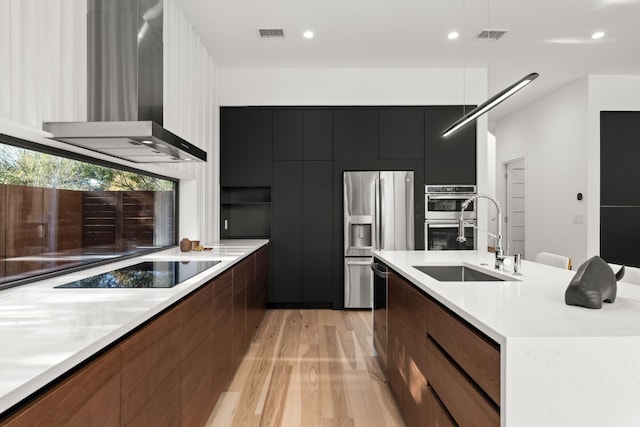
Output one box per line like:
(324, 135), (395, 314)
(0, 137), (177, 288)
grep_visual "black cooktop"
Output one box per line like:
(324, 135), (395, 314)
(55, 260), (221, 289)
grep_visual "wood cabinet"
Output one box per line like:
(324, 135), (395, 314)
(250, 246), (269, 333)
(386, 269), (500, 427)
(386, 271), (405, 405)
(425, 107), (476, 185)
(232, 253), (253, 365)
(1, 248), (268, 427)
(120, 306), (183, 427)
(402, 283), (430, 427)
(181, 285), (215, 427)
(386, 271), (429, 427)
(211, 268), (234, 403)
(1, 349), (121, 427)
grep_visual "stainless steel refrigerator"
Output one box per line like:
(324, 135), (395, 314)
(343, 171), (414, 308)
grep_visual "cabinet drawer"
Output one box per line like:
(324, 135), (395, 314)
(426, 338), (499, 427)
(426, 386), (456, 427)
(425, 298), (500, 405)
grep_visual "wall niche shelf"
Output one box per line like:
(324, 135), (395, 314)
(221, 187), (271, 239)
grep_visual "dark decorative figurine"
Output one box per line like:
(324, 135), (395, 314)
(565, 256), (625, 309)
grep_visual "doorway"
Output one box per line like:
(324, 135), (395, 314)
(504, 159), (525, 258)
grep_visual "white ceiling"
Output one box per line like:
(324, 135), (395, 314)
(174, 0), (640, 120)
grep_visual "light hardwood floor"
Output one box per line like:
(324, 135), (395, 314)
(206, 309), (405, 427)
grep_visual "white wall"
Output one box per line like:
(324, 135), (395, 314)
(219, 67), (491, 250)
(586, 75), (640, 257)
(219, 68), (487, 107)
(495, 78), (589, 266)
(163, 0), (219, 243)
(0, 0), (87, 129)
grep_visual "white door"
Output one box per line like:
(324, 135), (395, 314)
(505, 159), (525, 258)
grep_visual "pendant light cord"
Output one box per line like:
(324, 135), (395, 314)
(462, 0), (467, 116)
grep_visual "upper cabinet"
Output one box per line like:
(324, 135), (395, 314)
(379, 108), (424, 160)
(273, 109), (303, 160)
(220, 108), (273, 186)
(334, 109), (379, 159)
(424, 107), (476, 185)
(600, 111), (640, 206)
(303, 110), (333, 160)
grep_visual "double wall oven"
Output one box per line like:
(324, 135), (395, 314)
(425, 185), (477, 251)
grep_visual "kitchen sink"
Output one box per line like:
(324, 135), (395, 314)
(413, 265), (514, 282)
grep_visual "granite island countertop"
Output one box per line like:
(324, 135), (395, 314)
(374, 249), (640, 427)
(0, 239), (268, 416)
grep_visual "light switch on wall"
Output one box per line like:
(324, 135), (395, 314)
(572, 214), (584, 224)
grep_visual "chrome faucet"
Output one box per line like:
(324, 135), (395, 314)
(457, 193), (505, 270)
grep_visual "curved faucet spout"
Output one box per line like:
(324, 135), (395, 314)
(458, 193), (505, 270)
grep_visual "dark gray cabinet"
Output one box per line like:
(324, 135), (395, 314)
(220, 105), (476, 307)
(334, 109), (378, 159)
(220, 187), (271, 239)
(220, 108), (272, 186)
(425, 107), (476, 185)
(600, 111), (640, 268)
(600, 111), (640, 206)
(600, 207), (640, 266)
(302, 161), (333, 304)
(304, 109), (333, 160)
(273, 110), (303, 161)
(379, 108), (424, 160)
(271, 161), (303, 303)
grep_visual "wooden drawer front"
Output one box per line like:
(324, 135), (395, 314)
(2, 349), (121, 427)
(386, 272), (405, 404)
(426, 298), (500, 405)
(402, 284), (429, 427)
(120, 306), (183, 427)
(426, 338), (499, 427)
(212, 269), (234, 402)
(181, 284), (214, 427)
(426, 386), (456, 427)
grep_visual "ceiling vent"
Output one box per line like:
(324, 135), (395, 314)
(258, 28), (285, 38)
(476, 29), (509, 41)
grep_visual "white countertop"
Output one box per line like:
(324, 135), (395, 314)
(0, 239), (268, 416)
(374, 250), (640, 427)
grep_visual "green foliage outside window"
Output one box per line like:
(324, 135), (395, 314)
(0, 144), (173, 191)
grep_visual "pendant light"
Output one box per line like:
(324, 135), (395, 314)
(442, 0), (539, 137)
(441, 72), (539, 137)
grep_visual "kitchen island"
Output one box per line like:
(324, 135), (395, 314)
(0, 239), (268, 425)
(374, 249), (640, 427)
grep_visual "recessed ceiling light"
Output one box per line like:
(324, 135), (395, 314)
(591, 31), (605, 39)
(141, 140), (153, 145)
(303, 30), (314, 39)
(448, 31), (460, 40)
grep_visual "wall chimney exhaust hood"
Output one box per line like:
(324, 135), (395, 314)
(43, 0), (206, 163)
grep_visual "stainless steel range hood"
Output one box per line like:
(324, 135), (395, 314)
(43, 0), (206, 163)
